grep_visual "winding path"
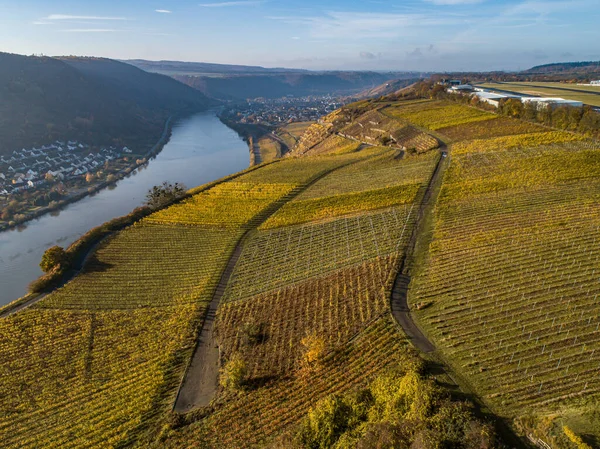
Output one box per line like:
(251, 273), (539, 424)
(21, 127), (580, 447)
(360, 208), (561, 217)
(390, 145), (447, 353)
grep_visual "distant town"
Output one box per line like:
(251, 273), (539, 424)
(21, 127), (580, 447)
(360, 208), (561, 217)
(0, 141), (136, 196)
(222, 95), (345, 126)
(0, 140), (146, 228)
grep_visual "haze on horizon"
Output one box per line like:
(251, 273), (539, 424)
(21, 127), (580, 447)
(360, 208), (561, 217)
(1, 0), (598, 72)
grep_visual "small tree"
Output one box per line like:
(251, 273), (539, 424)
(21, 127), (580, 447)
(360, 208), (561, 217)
(145, 181), (187, 209)
(301, 333), (326, 372)
(220, 353), (247, 392)
(40, 246), (68, 272)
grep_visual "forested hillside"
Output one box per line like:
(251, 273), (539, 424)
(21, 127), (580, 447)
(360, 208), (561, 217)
(0, 53), (213, 155)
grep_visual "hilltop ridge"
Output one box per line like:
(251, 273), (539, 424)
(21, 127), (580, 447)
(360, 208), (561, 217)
(0, 53), (213, 155)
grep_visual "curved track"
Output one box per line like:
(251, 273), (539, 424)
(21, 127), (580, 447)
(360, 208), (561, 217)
(390, 146), (447, 353)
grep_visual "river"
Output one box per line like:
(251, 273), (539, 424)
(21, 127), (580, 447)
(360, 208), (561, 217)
(0, 112), (250, 306)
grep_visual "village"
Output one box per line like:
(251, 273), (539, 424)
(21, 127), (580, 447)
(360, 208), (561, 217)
(0, 141), (134, 197)
(222, 95), (344, 126)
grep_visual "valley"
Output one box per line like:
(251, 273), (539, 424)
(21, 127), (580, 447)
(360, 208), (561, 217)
(0, 81), (599, 448)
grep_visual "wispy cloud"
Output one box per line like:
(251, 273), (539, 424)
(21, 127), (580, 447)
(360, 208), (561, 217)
(155, 9), (172, 14)
(269, 11), (463, 39)
(44, 14), (128, 21)
(60, 29), (118, 33)
(424, 0), (484, 4)
(200, 1), (265, 7)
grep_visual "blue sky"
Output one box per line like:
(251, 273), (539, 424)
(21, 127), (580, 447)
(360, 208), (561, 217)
(1, 0), (598, 71)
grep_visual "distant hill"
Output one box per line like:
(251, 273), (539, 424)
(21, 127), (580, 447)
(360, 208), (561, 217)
(123, 59), (416, 100)
(525, 60), (600, 75)
(0, 53), (213, 155)
(351, 79), (419, 100)
(124, 59), (307, 76)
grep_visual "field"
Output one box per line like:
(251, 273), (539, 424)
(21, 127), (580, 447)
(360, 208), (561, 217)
(411, 139), (600, 442)
(256, 137), (281, 162)
(308, 134), (362, 155)
(451, 131), (587, 155)
(437, 116), (546, 142)
(275, 121), (315, 150)
(0, 154), (371, 449)
(152, 134), (442, 448)
(384, 102), (496, 130)
(477, 82), (600, 107)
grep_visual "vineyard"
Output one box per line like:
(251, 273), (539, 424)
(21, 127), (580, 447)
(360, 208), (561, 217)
(37, 224), (240, 309)
(451, 131), (587, 155)
(308, 134), (362, 155)
(3, 91), (598, 448)
(384, 101), (496, 130)
(437, 116), (546, 142)
(159, 317), (418, 449)
(0, 152), (373, 449)
(0, 306), (200, 449)
(411, 138), (600, 438)
(228, 206), (416, 301)
(261, 149), (439, 228)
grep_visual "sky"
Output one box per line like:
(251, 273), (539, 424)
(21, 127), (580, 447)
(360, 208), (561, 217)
(1, 0), (599, 72)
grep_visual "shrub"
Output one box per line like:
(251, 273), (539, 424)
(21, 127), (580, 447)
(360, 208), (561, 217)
(145, 181), (187, 209)
(301, 333), (326, 370)
(219, 353), (247, 392)
(298, 395), (353, 449)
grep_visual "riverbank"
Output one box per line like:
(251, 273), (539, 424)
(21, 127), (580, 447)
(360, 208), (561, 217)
(0, 116), (174, 233)
(0, 158), (277, 317)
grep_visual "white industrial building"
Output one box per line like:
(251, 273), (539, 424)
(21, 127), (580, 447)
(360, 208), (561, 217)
(473, 91), (520, 107)
(521, 97), (584, 109)
(447, 84), (474, 93)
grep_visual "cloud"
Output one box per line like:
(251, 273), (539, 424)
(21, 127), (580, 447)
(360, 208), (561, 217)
(155, 9), (172, 14)
(407, 48), (424, 58)
(60, 29), (118, 33)
(199, 1), (265, 7)
(359, 52), (378, 60)
(269, 11), (461, 40)
(44, 14), (127, 21)
(424, 0), (484, 4)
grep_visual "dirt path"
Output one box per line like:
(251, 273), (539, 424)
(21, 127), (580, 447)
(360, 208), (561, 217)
(174, 243), (244, 413)
(174, 162), (360, 413)
(390, 146), (447, 353)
